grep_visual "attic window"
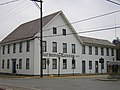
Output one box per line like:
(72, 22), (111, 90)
(62, 29), (66, 36)
(53, 27), (57, 34)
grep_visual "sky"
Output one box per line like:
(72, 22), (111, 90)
(0, 0), (120, 42)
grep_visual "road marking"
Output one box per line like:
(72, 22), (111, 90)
(0, 83), (41, 90)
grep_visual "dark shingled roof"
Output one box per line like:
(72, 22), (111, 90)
(80, 36), (115, 47)
(1, 11), (60, 44)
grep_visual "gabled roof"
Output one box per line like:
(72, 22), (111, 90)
(80, 36), (115, 47)
(0, 11), (61, 44)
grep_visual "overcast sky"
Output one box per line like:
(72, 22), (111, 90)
(0, 0), (120, 42)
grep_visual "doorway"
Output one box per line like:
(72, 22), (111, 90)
(12, 59), (17, 73)
(82, 61), (86, 74)
(95, 61), (98, 73)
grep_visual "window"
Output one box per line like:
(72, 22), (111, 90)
(101, 63), (104, 69)
(89, 46), (92, 55)
(26, 41), (30, 52)
(95, 47), (98, 55)
(52, 42), (57, 52)
(82, 45), (85, 54)
(8, 45), (10, 54)
(62, 29), (66, 35)
(63, 59), (67, 69)
(72, 44), (76, 54)
(42, 59), (46, 69)
(106, 48), (109, 56)
(13, 43), (16, 53)
(53, 27), (57, 34)
(101, 47), (104, 55)
(43, 41), (47, 52)
(7, 59), (10, 69)
(63, 43), (67, 53)
(89, 61), (92, 69)
(2, 46), (5, 54)
(111, 48), (114, 56)
(2, 60), (5, 69)
(19, 59), (22, 69)
(19, 42), (23, 53)
(26, 58), (30, 69)
(72, 59), (76, 69)
(52, 59), (57, 69)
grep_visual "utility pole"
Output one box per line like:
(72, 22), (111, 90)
(31, 0), (43, 77)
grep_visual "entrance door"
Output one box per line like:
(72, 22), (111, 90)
(12, 59), (16, 73)
(95, 61), (98, 73)
(82, 61), (86, 74)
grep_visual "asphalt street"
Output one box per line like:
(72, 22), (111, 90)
(0, 75), (120, 90)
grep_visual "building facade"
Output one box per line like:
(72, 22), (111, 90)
(0, 11), (116, 75)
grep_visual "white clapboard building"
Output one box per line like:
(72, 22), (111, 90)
(0, 11), (116, 75)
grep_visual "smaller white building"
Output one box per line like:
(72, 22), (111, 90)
(80, 36), (116, 74)
(0, 11), (116, 75)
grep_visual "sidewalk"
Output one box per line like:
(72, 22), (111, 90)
(0, 74), (109, 79)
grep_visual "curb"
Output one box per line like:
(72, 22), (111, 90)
(97, 78), (118, 81)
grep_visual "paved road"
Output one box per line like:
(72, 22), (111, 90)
(0, 76), (120, 90)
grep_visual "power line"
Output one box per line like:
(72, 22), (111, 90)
(106, 0), (120, 6)
(43, 26), (120, 38)
(32, 1), (40, 9)
(43, 9), (120, 31)
(0, 0), (19, 6)
(0, 0), (25, 20)
(0, 3), (31, 23)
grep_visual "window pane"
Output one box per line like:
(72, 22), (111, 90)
(106, 48), (109, 56)
(82, 45), (85, 54)
(7, 59), (10, 69)
(95, 47), (98, 55)
(8, 45), (10, 54)
(19, 59), (22, 69)
(26, 41), (30, 52)
(26, 58), (30, 69)
(63, 43), (67, 53)
(2, 46), (5, 54)
(43, 41), (47, 52)
(2, 60), (5, 69)
(13, 43), (16, 53)
(42, 59), (46, 69)
(72, 59), (75, 69)
(52, 42), (57, 52)
(101, 47), (104, 55)
(89, 46), (92, 55)
(19, 42), (23, 53)
(89, 61), (92, 69)
(111, 48), (114, 56)
(62, 29), (66, 35)
(63, 59), (67, 69)
(53, 27), (57, 34)
(72, 44), (76, 54)
(52, 59), (57, 69)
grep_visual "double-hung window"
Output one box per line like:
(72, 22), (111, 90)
(43, 41), (47, 52)
(52, 42), (57, 52)
(53, 27), (57, 34)
(95, 47), (98, 55)
(26, 41), (30, 52)
(52, 59), (57, 69)
(82, 45), (85, 54)
(26, 58), (30, 69)
(63, 43), (67, 53)
(63, 59), (67, 69)
(72, 44), (76, 54)
(89, 46), (92, 55)
(19, 42), (23, 53)
(13, 43), (16, 53)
